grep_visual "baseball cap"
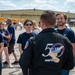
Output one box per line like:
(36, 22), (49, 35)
(6, 18), (12, 22)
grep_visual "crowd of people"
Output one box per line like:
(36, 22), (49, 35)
(0, 10), (75, 75)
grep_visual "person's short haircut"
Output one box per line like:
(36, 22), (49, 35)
(40, 10), (56, 26)
(24, 19), (33, 25)
(56, 13), (67, 20)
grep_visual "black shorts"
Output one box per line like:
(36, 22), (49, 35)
(74, 56), (75, 65)
(4, 43), (7, 47)
(8, 44), (14, 54)
(0, 58), (2, 75)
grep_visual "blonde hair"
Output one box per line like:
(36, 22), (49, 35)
(0, 21), (6, 28)
(0, 21), (5, 25)
(32, 20), (40, 32)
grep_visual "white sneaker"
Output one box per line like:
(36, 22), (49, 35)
(7, 64), (13, 68)
(2, 64), (5, 68)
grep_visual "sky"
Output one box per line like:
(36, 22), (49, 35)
(0, 0), (75, 13)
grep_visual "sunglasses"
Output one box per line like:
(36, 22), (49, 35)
(25, 24), (32, 26)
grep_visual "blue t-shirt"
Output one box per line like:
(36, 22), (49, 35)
(17, 32), (35, 51)
(0, 29), (9, 44)
(0, 33), (3, 57)
(7, 24), (15, 44)
(57, 28), (75, 43)
(0, 33), (3, 43)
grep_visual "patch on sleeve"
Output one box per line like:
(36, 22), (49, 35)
(24, 41), (29, 49)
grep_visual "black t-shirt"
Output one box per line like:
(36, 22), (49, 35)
(17, 32), (35, 51)
(57, 28), (75, 43)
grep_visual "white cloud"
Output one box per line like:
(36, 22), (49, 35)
(64, 0), (75, 5)
(66, 0), (75, 2)
(35, 0), (58, 5)
(22, 0), (59, 10)
(0, 1), (16, 7)
(0, 0), (75, 13)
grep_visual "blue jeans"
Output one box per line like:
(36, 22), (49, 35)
(0, 58), (2, 75)
(61, 70), (69, 75)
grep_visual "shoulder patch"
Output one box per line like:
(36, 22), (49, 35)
(24, 41), (29, 49)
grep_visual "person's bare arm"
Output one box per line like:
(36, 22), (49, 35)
(2, 33), (10, 39)
(18, 44), (23, 55)
(72, 43), (75, 57)
(0, 43), (4, 55)
(7, 34), (12, 42)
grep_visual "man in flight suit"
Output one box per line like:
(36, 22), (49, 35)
(19, 10), (74, 75)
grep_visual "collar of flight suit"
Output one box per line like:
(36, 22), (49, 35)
(40, 28), (56, 34)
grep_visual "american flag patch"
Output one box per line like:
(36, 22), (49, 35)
(24, 41), (29, 49)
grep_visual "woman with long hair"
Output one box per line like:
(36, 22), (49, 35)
(0, 21), (13, 68)
(32, 20), (41, 35)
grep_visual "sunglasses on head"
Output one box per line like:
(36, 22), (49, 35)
(25, 24), (32, 26)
